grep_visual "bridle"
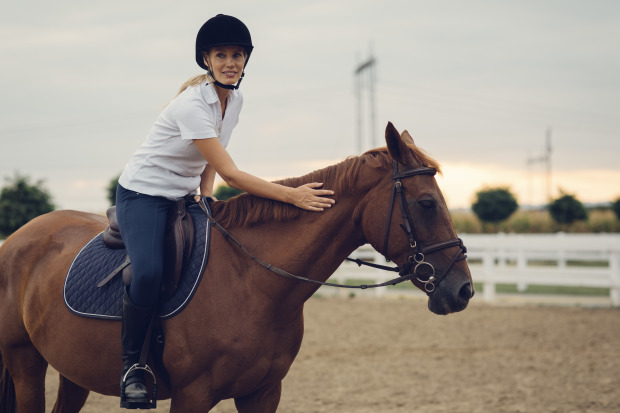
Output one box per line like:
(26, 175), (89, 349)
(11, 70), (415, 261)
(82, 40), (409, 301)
(376, 162), (468, 292)
(198, 162), (467, 293)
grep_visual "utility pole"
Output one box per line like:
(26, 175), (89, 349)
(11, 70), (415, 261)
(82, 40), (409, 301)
(545, 128), (552, 202)
(354, 47), (377, 153)
(526, 127), (553, 205)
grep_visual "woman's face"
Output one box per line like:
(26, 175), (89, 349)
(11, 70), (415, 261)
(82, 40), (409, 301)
(204, 46), (247, 86)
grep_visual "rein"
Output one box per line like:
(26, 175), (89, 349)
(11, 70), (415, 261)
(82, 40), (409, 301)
(198, 200), (412, 289)
(197, 162), (467, 292)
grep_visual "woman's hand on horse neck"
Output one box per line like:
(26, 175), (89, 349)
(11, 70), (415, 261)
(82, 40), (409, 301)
(193, 138), (335, 211)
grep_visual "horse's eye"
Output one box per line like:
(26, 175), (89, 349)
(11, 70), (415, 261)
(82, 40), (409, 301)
(419, 199), (435, 210)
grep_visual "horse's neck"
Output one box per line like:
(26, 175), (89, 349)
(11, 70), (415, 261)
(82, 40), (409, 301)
(231, 188), (371, 306)
(255, 200), (361, 266)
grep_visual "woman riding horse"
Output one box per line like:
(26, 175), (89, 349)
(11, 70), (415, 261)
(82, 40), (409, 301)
(115, 14), (335, 408)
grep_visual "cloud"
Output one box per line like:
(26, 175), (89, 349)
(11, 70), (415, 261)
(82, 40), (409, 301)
(1, 0), (619, 213)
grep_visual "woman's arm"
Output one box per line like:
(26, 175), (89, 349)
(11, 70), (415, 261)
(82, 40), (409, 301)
(199, 163), (217, 197)
(193, 138), (335, 211)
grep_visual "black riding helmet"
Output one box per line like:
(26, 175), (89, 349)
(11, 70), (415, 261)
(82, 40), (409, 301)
(195, 14), (254, 90)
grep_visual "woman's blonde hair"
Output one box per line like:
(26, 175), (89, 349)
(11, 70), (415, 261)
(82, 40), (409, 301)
(176, 73), (213, 96)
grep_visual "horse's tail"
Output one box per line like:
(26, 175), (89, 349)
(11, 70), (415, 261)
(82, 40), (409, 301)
(0, 352), (18, 413)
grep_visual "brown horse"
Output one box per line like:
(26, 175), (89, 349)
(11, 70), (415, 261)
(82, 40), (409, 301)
(0, 122), (473, 412)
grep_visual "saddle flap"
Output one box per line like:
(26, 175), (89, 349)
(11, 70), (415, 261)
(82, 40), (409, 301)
(162, 199), (195, 298)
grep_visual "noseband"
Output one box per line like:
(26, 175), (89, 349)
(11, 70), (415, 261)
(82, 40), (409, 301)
(382, 162), (467, 292)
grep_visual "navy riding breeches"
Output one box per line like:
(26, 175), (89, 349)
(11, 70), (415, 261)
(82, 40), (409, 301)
(115, 184), (175, 308)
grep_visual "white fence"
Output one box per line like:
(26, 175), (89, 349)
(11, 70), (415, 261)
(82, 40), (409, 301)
(330, 233), (620, 306)
(3, 234), (620, 306)
(464, 233), (620, 306)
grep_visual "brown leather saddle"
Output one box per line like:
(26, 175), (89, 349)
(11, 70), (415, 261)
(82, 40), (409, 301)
(99, 198), (195, 299)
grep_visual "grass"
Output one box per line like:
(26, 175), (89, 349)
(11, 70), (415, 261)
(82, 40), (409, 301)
(474, 282), (610, 297)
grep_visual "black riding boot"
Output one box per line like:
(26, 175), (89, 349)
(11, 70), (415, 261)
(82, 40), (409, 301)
(120, 287), (155, 409)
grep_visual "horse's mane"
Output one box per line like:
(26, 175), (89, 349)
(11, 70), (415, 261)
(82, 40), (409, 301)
(209, 144), (441, 228)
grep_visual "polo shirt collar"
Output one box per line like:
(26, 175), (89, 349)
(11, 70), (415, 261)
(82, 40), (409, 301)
(201, 82), (238, 105)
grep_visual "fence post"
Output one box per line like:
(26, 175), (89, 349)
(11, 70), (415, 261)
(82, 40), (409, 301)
(482, 250), (496, 302)
(610, 249), (620, 307)
(557, 232), (567, 270)
(516, 246), (528, 292)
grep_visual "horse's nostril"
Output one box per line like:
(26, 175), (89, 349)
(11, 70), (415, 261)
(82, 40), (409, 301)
(459, 282), (473, 301)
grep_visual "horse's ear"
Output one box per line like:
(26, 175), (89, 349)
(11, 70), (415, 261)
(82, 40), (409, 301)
(385, 122), (415, 166)
(401, 130), (414, 145)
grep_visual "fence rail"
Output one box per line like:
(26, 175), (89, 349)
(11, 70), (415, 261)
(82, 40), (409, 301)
(330, 233), (620, 306)
(3, 233), (620, 305)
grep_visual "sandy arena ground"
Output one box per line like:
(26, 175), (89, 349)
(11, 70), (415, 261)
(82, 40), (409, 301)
(43, 295), (620, 413)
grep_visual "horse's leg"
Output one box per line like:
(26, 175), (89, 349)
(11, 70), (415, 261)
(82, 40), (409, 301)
(233, 382), (282, 413)
(50, 374), (90, 413)
(2, 343), (48, 413)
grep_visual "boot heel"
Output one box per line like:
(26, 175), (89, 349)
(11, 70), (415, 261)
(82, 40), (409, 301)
(121, 364), (157, 409)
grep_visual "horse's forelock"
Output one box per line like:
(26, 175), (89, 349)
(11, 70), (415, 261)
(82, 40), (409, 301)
(407, 144), (442, 174)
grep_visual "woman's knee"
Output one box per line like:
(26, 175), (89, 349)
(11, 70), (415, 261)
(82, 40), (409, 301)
(128, 275), (162, 307)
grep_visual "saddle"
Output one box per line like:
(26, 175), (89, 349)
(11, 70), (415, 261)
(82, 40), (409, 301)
(100, 197), (195, 299)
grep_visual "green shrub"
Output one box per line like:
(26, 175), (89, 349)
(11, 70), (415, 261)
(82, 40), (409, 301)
(0, 173), (55, 237)
(472, 187), (518, 225)
(548, 193), (587, 225)
(612, 197), (620, 221)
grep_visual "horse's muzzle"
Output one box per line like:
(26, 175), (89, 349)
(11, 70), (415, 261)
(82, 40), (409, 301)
(428, 280), (474, 315)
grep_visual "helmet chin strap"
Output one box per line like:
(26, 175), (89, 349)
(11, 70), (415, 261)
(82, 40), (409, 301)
(211, 71), (245, 90)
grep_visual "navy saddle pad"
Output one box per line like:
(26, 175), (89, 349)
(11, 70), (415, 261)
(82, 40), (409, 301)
(63, 203), (210, 320)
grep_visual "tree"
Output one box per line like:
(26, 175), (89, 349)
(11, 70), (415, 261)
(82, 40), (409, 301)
(213, 184), (244, 201)
(612, 196), (620, 221)
(107, 174), (121, 206)
(0, 173), (55, 237)
(548, 192), (587, 225)
(471, 187), (518, 225)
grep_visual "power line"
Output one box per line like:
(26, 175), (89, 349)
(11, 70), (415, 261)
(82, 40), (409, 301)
(379, 82), (619, 123)
(376, 83), (619, 137)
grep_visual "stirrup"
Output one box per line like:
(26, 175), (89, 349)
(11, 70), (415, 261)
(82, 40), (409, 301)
(120, 363), (158, 409)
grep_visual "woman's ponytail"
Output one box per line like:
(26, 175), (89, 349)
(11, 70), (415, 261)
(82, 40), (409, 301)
(176, 73), (212, 96)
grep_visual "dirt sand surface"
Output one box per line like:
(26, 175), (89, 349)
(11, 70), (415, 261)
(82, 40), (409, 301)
(44, 296), (620, 412)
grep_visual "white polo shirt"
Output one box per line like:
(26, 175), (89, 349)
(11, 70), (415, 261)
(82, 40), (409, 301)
(119, 82), (242, 199)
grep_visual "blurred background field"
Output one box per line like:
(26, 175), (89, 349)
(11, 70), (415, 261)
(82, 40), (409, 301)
(451, 207), (620, 234)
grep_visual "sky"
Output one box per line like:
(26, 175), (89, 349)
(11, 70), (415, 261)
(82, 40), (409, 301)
(1, 0), (619, 212)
